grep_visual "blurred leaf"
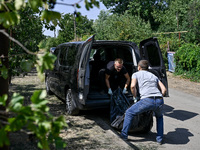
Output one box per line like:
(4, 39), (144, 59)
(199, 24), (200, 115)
(9, 93), (24, 112)
(41, 10), (61, 26)
(31, 90), (47, 104)
(20, 59), (33, 72)
(28, 0), (42, 12)
(36, 52), (56, 80)
(0, 11), (20, 28)
(15, 0), (26, 10)
(0, 94), (8, 106)
(0, 65), (8, 79)
(0, 128), (10, 147)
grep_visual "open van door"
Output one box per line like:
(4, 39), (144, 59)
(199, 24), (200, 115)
(139, 37), (169, 97)
(78, 35), (95, 104)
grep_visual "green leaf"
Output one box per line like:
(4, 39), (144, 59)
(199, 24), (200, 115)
(41, 10), (61, 26)
(31, 90), (47, 104)
(0, 65), (8, 79)
(0, 94), (8, 106)
(28, 0), (42, 12)
(0, 128), (10, 147)
(0, 11), (20, 28)
(20, 59), (33, 72)
(9, 93), (24, 112)
(15, 0), (26, 10)
(36, 52), (56, 80)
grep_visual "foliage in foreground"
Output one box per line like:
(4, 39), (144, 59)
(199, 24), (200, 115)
(174, 43), (200, 82)
(0, 90), (67, 149)
(1, 1), (100, 149)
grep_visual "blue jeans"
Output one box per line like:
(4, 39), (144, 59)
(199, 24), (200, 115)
(121, 97), (164, 142)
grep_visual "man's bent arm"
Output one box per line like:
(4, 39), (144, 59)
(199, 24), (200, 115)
(124, 73), (130, 89)
(130, 78), (137, 97)
(105, 74), (111, 89)
(158, 80), (167, 96)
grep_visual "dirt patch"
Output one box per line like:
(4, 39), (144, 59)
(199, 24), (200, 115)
(167, 71), (200, 97)
(8, 70), (200, 149)
(8, 70), (133, 150)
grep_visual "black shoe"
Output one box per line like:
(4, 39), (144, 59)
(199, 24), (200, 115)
(157, 140), (163, 145)
(120, 135), (128, 141)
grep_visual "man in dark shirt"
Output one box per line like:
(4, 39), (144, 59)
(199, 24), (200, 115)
(103, 58), (130, 94)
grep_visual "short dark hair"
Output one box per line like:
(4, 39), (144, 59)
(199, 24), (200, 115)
(114, 58), (123, 64)
(138, 60), (149, 70)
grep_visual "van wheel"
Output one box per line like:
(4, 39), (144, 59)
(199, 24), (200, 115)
(45, 77), (53, 95)
(66, 89), (79, 115)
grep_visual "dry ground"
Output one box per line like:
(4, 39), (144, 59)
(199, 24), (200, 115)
(167, 72), (200, 97)
(8, 70), (200, 150)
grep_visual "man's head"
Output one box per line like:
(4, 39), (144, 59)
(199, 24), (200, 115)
(138, 60), (149, 71)
(114, 58), (123, 72)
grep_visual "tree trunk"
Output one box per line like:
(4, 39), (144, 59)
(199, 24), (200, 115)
(0, 25), (9, 150)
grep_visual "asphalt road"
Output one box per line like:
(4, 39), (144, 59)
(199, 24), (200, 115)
(125, 88), (200, 150)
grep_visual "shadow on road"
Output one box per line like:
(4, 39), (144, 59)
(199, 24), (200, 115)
(164, 128), (194, 145)
(164, 104), (199, 121)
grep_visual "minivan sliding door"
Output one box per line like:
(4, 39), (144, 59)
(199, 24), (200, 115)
(78, 35), (95, 104)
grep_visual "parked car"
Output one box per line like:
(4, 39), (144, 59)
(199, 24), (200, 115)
(45, 35), (169, 132)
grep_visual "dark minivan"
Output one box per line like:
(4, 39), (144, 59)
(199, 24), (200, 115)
(45, 35), (168, 117)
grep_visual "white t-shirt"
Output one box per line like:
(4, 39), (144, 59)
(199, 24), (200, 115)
(132, 70), (162, 99)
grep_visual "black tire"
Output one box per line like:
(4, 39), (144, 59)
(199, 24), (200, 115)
(45, 77), (53, 95)
(66, 89), (80, 115)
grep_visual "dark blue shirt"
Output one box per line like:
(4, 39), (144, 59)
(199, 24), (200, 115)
(105, 61), (127, 80)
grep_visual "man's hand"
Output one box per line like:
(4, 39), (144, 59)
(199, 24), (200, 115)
(133, 97), (138, 103)
(123, 88), (127, 94)
(108, 88), (113, 95)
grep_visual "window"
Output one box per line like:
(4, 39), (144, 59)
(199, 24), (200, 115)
(145, 43), (160, 66)
(66, 45), (77, 66)
(59, 46), (68, 66)
(54, 48), (59, 56)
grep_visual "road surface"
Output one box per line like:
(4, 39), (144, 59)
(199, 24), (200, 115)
(126, 88), (200, 150)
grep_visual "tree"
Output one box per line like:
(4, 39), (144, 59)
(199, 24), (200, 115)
(152, 0), (200, 44)
(93, 12), (152, 44)
(57, 13), (94, 43)
(185, 0), (200, 43)
(100, 0), (130, 14)
(100, 0), (169, 31)
(9, 6), (44, 77)
(0, 0), (100, 149)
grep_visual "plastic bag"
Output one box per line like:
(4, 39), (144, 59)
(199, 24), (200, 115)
(110, 88), (130, 123)
(110, 88), (153, 133)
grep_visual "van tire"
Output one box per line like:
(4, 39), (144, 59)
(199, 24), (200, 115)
(45, 77), (53, 95)
(66, 89), (79, 115)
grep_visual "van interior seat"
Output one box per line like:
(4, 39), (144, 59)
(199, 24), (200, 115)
(89, 53), (106, 86)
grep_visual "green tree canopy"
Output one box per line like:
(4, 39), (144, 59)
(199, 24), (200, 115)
(57, 13), (94, 43)
(93, 12), (152, 44)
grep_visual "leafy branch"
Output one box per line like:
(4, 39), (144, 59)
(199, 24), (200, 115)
(0, 91), (67, 149)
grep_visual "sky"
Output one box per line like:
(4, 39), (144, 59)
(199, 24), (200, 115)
(43, 0), (107, 37)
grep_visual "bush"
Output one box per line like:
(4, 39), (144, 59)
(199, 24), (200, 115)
(174, 43), (200, 82)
